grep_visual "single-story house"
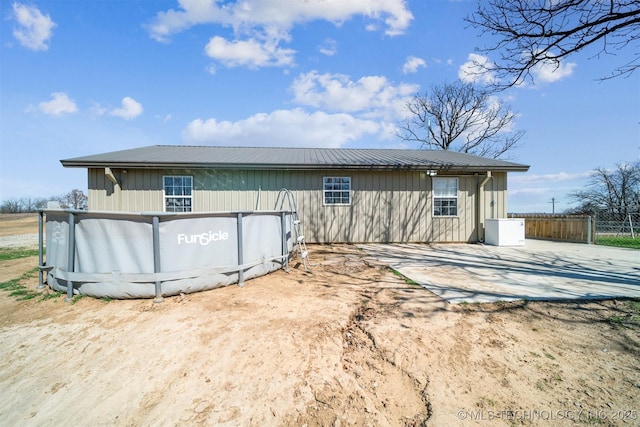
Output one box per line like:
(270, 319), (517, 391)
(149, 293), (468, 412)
(60, 145), (529, 243)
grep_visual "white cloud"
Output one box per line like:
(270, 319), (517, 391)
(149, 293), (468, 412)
(184, 71), (418, 147)
(147, 0), (230, 42)
(508, 187), (552, 197)
(109, 97), (143, 120)
(37, 92), (78, 116)
(204, 35), (295, 68)
(148, 0), (412, 69)
(158, 113), (173, 123)
(290, 71), (418, 120)
(510, 171), (591, 184)
(318, 38), (337, 56)
(531, 57), (576, 83)
(89, 102), (107, 117)
(148, 0), (413, 42)
(402, 56), (426, 74)
(459, 53), (496, 84)
(11, 2), (56, 51)
(508, 171), (591, 206)
(183, 108), (381, 147)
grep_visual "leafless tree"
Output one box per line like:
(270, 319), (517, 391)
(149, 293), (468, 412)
(570, 161), (640, 216)
(1, 191), (87, 212)
(466, 0), (640, 87)
(0, 199), (22, 213)
(399, 81), (524, 159)
(60, 189), (88, 210)
(0, 197), (49, 213)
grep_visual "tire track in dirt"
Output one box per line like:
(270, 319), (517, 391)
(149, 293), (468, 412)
(340, 291), (432, 426)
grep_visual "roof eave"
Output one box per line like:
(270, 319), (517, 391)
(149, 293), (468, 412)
(62, 162), (529, 172)
(60, 160), (530, 173)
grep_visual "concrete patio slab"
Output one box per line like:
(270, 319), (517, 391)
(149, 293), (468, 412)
(359, 239), (640, 304)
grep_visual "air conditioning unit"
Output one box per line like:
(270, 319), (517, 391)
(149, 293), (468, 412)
(485, 218), (525, 246)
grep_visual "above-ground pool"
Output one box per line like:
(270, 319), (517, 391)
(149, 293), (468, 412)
(39, 209), (295, 300)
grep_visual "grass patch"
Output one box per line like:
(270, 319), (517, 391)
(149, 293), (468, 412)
(606, 299), (640, 325)
(595, 236), (640, 249)
(626, 299), (640, 311)
(70, 294), (84, 305)
(0, 278), (22, 292)
(0, 268), (60, 301)
(0, 268), (40, 300)
(606, 314), (640, 324)
(9, 289), (37, 300)
(390, 268), (420, 286)
(0, 268), (38, 290)
(41, 292), (60, 301)
(0, 247), (40, 261)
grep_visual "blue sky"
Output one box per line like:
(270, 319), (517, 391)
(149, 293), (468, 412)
(1, 0), (638, 213)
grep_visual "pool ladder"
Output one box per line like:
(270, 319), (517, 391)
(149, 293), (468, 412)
(275, 188), (312, 272)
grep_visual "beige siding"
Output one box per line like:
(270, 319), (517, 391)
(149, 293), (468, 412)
(87, 167), (512, 243)
(89, 168), (164, 212)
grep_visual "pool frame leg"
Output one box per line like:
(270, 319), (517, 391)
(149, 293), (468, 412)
(64, 212), (75, 302)
(37, 211), (45, 289)
(152, 216), (164, 303)
(237, 213), (244, 287)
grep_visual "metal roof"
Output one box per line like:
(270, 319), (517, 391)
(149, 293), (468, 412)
(60, 145), (530, 172)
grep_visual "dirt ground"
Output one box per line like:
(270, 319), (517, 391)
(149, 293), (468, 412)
(0, 214), (639, 426)
(0, 213), (41, 236)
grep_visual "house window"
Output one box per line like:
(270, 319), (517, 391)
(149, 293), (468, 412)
(323, 177), (351, 205)
(433, 177), (458, 216)
(163, 176), (193, 212)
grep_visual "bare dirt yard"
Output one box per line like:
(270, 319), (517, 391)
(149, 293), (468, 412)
(0, 214), (639, 426)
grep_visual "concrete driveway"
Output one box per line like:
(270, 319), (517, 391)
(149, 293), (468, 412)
(359, 239), (640, 304)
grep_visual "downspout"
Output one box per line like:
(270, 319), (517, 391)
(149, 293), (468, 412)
(491, 176), (496, 219)
(478, 171), (493, 242)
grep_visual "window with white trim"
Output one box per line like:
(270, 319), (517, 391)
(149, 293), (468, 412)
(433, 177), (458, 216)
(163, 175), (193, 212)
(323, 177), (351, 205)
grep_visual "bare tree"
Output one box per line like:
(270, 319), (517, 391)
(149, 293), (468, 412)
(60, 189), (88, 210)
(0, 199), (22, 213)
(0, 197), (48, 213)
(467, 0), (640, 87)
(1, 191), (87, 213)
(570, 161), (640, 216)
(21, 197), (38, 212)
(399, 81), (524, 159)
(34, 198), (50, 210)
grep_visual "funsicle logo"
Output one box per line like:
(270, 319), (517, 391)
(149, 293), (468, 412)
(177, 230), (229, 245)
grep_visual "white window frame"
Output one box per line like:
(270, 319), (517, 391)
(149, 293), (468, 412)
(433, 177), (458, 217)
(163, 175), (193, 212)
(323, 176), (351, 206)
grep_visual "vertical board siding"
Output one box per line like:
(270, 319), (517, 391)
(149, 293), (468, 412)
(85, 168), (510, 243)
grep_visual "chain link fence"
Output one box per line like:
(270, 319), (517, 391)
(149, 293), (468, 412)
(508, 211), (639, 249)
(594, 212), (639, 249)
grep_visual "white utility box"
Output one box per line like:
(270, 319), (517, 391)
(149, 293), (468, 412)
(485, 218), (525, 246)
